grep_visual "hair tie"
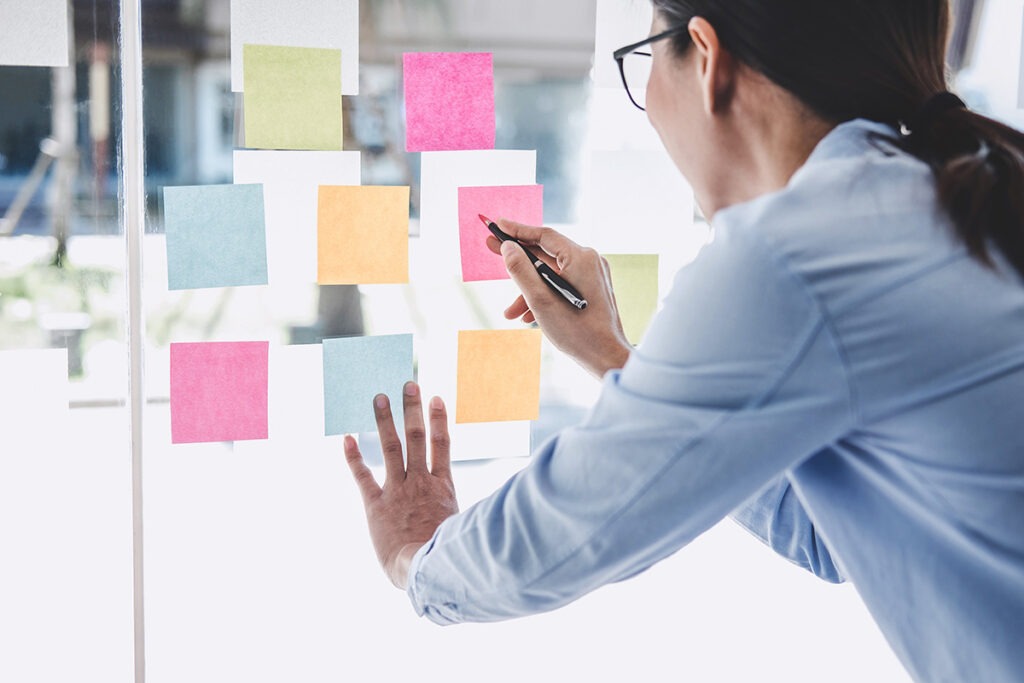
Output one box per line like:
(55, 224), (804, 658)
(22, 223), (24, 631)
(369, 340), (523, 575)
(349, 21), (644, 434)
(900, 91), (967, 137)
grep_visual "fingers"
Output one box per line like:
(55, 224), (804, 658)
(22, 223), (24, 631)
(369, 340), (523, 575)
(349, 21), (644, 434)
(504, 294), (530, 320)
(428, 395), (452, 478)
(487, 232), (557, 270)
(402, 382), (428, 474)
(343, 435), (381, 504)
(501, 241), (557, 311)
(497, 218), (581, 263)
(374, 394), (406, 482)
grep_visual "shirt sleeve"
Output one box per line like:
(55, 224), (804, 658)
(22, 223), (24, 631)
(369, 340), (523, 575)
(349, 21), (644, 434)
(407, 222), (856, 625)
(730, 474), (846, 583)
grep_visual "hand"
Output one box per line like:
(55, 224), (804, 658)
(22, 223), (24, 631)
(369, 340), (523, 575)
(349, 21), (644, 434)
(487, 218), (632, 377)
(343, 381), (459, 590)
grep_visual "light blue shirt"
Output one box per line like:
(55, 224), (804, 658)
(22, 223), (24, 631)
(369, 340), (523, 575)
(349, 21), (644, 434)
(406, 119), (1024, 683)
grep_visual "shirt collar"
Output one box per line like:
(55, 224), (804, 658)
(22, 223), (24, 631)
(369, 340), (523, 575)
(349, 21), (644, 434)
(797, 118), (900, 173)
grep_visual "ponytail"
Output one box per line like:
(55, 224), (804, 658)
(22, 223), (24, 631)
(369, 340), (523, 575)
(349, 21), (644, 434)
(651, 0), (1024, 281)
(899, 104), (1024, 280)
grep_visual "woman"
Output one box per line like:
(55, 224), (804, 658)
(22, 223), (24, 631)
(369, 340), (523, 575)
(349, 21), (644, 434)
(343, 2), (1024, 680)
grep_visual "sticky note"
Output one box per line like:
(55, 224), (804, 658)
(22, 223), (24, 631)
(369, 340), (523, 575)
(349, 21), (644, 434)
(604, 254), (660, 344)
(169, 341), (270, 444)
(322, 334), (414, 435)
(0, 0), (69, 67)
(418, 330), (532, 462)
(418, 151), (536, 275)
(243, 44), (343, 151)
(457, 185), (544, 282)
(318, 185), (410, 284)
(230, 0), (359, 95)
(233, 150), (361, 283)
(403, 53), (495, 152)
(456, 329), (542, 424)
(163, 184), (268, 290)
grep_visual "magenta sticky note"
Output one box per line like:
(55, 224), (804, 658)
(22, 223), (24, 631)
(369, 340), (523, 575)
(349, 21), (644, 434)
(458, 185), (544, 282)
(403, 52), (495, 152)
(170, 341), (270, 444)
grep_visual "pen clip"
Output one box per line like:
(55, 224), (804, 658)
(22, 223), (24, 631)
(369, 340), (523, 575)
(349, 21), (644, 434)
(540, 271), (588, 310)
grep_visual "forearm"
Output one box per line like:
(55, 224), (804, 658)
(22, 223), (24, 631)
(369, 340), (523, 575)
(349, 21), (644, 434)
(406, 359), (843, 625)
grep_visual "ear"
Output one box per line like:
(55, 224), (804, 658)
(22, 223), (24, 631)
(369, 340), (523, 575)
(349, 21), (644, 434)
(687, 16), (737, 116)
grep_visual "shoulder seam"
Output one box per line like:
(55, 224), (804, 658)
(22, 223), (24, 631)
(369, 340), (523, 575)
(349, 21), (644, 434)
(739, 225), (862, 428)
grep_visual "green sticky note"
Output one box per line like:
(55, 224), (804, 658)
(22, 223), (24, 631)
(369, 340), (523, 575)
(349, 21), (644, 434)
(605, 254), (659, 345)
(243, 44), (343, 151)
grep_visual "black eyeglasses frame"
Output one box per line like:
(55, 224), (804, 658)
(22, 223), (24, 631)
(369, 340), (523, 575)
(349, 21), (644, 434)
(613, 24), (691, 111)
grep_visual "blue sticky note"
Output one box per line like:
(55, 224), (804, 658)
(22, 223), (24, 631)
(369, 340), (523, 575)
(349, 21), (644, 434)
(163, 184), (268, 290)
(323, 334), (414, 436)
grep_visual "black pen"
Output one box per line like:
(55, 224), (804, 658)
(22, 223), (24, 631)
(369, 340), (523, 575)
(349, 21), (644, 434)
(479, 214), (588, 311)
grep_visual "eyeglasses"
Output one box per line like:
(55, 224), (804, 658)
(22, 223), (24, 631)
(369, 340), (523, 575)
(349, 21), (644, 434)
(613, 25), (691, 111)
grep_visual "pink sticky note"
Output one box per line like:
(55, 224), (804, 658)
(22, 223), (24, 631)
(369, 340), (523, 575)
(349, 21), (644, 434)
(170, 341), (269, 444)
(458, 185), (544, 282)
(403, 52), (495, 152)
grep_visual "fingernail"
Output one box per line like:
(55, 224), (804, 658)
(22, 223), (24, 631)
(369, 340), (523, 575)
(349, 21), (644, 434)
(404, 381), (418, 397)
(343, 434), (356, 450)
(374, 394), (388, 410)
(430, 396), (443, 411)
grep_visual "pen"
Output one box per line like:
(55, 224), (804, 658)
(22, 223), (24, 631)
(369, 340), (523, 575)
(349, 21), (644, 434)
(479, 214), (588, 311)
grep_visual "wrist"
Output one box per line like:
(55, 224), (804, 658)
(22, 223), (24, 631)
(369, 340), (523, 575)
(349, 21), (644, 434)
(388, 542), (424, 590)
(583, 337), (632, 377)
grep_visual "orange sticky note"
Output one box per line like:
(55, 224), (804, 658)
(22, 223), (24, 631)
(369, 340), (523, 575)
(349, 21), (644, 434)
(317, 185), (410, 284)
(456, 329), (542, 424)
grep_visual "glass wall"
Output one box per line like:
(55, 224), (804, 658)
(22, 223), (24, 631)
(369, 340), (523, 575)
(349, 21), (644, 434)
(0, 1), (133, 680)
(3, 0), (1021, 680)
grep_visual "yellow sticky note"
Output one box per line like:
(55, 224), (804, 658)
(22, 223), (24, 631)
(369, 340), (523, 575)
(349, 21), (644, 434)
(243, 44), (343, 151)
(318, 185), (410, 284)
(456, 329), (542, 424)
(604, 254), (659, 344)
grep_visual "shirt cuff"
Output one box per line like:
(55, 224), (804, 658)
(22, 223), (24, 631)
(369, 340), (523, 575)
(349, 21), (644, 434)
(405, 529), (462, 626)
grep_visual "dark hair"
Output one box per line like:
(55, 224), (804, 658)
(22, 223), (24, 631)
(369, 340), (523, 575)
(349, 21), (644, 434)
(651, 0), (1024, 280)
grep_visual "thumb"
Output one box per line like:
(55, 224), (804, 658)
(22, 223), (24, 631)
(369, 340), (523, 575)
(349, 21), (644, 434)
(501, 241), (553, 306)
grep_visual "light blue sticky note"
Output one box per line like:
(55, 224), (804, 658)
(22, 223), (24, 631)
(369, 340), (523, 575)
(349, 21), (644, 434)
(163, 184), (268, 290)
(323, 334), (414, 436)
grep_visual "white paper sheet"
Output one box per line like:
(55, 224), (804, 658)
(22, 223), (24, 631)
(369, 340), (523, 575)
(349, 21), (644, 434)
(417, 324), (533, 463)
(418, 150), (537, 273)
(0, 0), (70, 67)
(0, 348), (69, 438)
(267, 343), (326, 440)
(230, 0), (359, 95)
(415, 152), (537, 460)
(582, 148), (707, 295)
(233, 150), (361, 284)
(593, 0), (653, 88)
